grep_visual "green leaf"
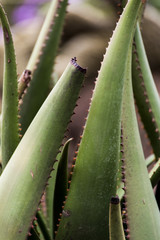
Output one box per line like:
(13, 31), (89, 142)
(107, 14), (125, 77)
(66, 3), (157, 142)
(0, 59), (86, 240)
(109, 196), (125, 240)
(148, 0), (160, 9)
(132, 24), (160, 159)
(146, 154), (156, 167)
(27, 228), (41, 240)
(149, 159), (160, 188)
(36, 211), (52, 240)
(20, 0), (68, 134)
(56, 1), (143, 239)
(0, 3), (19, 169)
(45, 138), (72, 238)
(122, 47), (160, 240)
(53, 138), (72, 237)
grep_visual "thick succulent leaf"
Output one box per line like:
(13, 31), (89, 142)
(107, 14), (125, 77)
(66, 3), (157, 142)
(45, 162), (58, 238)
(46, 138), (72, 238)
(20, 0), (68, 134)
(53, 138), (72, 236)
(132, 24), (160, 159)
(0, 4), (19, 169)
(56, 1), (143, 239)
(0, 59), (86, 240)
(149, 159), (160, 188)
(122, 48), (160, 240)
(109, 196), (125, 240)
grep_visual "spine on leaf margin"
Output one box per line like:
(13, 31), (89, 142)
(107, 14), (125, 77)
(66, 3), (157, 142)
(121, 47), (160, 240)
(19, 0), (68, 135)
(56, 1), (143, 239)
(0, 4), (19, 169)
(0, 58), (86, 240)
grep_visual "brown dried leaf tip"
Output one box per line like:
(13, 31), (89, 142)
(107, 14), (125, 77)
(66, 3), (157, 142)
(18, 70), (32, 85)
(111, 195), (120, 205)
(71, 57), (86, 74)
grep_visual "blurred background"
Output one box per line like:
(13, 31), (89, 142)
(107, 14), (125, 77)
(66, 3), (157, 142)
(0, 0), (160, 160)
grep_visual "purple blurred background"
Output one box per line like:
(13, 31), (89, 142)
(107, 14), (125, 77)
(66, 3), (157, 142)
(12, 0), (83, 23)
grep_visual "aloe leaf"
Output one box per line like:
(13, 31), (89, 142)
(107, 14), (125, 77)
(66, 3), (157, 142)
(53, 138), (72, 236)
(0, 59), (86, 240)
(20, 0), (68, 135)
(56, 1), (143, 239)
(146, 154), (156, 167)
(36, 211), (52, 240)
(45, 138), (72, 238)
(149, 159), (160, 188)
(132, 24), (160, 159)
(45, 162), (58, 238)
(0, 4), (19, 169)
(27, 228), (41, 240)
(122, 48), (160, 240)
(109, 196), (125, 240)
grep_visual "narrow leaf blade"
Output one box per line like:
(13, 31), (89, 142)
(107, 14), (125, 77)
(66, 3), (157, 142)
(0, 4), (19, 169)
(122, 48), (160, 240)
(20, 0), (68, 134)
(132, 24), (160, 159)
(109, 196), (125, 240)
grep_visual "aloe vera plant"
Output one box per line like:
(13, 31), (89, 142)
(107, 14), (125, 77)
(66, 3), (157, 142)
(0, 0), (160, 239)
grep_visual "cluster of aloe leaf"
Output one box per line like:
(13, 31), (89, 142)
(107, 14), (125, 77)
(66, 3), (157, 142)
(0, 0), (160, 239)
